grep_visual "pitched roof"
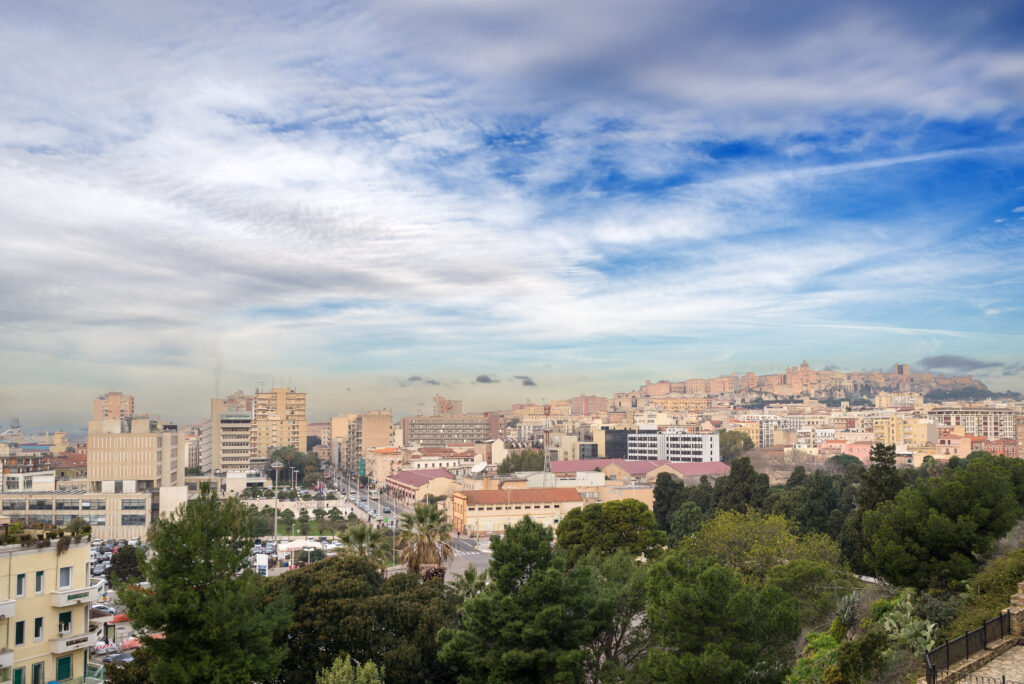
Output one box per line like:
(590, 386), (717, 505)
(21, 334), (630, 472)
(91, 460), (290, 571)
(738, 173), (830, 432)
(387, 468), (456, 487)
(458, 488), (583, 505)
(662, 461), (731, 477)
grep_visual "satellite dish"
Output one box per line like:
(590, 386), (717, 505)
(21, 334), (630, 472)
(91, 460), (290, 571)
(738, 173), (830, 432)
(470, 462), (488, 474)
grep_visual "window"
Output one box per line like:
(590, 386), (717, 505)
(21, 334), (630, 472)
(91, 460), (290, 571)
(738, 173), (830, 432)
(28, 499), (52, 510)
(59, 566), (72, 590)
(82, 499), (105, 510)
(13, 668), (23, 684)
(35, 571), (44, 593)
(15, 574), (25, 597)
(121, 514), (146, 526)
(122, 498), (146, 510)
(58, 611), (71, 634)
(34, 617), (43, 641)
(14, 620), (24, 645)
(31, 663), (42, 684)
(56, 656), (71, 682)
(2, 499), (25, 510)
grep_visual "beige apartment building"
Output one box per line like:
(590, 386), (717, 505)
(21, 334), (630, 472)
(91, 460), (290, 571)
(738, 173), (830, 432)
(0, 523), (100, 684)
(200, 392), (254, 474)
(91, 393), (133, 422)
(872, 414), (937, 447)
(345, 411), (394, 477)
(251, 388), (307, 469)
(401, 414), (499, 448)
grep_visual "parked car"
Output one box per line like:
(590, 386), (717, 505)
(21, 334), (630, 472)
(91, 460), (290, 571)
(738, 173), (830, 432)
(91, 603), (117, 616)
(383, 507), (392, 514)
(104, 653), (134, 666)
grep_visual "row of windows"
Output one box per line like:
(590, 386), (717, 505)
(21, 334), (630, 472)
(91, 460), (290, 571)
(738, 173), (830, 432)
(9, 645), (75, 682)
(1, 498), (139, 511)
(466, 503), (561, 512)
(14, 566), (74, 596)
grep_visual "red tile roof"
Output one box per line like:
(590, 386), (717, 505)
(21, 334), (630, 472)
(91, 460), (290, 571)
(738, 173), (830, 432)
(458, 488), (583, 505)
(387, 468), (456, 487)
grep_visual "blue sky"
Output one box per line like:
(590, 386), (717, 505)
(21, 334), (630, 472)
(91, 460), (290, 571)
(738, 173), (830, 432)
(1, 0), (1024, 426)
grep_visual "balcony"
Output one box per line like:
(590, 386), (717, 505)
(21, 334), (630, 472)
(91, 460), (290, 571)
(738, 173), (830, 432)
(51, 581), (101, 607)
(0, 600), (13, 619)
(0, 648), (12, 669)
(51, 627), (99, 654)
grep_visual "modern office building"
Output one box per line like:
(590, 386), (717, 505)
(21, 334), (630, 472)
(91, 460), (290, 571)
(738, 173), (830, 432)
(626, 428), (720, 462)
(199, 392), (255, 474)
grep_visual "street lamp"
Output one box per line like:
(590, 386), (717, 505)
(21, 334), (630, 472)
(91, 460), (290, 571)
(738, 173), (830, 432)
(271, 461), (284, 542)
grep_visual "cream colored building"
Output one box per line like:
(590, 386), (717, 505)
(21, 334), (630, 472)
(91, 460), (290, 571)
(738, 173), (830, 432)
(0, 522), (101, 684)
(449, 488), (584, 535)
(91, 392), (133, 422)
(251, 388), (307, 469)
(872, 414), (937, 447)
(201, 392), (254, 474)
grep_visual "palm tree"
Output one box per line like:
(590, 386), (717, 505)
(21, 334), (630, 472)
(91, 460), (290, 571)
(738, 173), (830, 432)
(452, 563), (488, 601)
(398, 503), (455, 575)
(340, 524), (388, 569)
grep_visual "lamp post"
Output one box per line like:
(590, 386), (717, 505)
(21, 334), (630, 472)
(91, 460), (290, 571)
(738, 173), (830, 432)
(271, 461), (284, 542)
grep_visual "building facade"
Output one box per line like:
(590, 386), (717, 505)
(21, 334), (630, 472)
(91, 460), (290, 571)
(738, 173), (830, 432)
(626, 428), (720, 462)
(400, 414), (499, 448)
(251, 388), (307, 469)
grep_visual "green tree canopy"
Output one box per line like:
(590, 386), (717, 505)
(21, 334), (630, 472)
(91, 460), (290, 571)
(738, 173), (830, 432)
(497, 449), (546, 475)
(438, 518), (611, 683)
(118, 485), (291, 684)
(316, 656), (384, 684)
(719, 429), (755, 463)
(862, 454), (1024, 588)
(555, 499), (666, 564)
(109, 545), (144, 583)
(266, 554), (458, 684)
(340, 523), (390, 570)
(712, 457), (769, 512)
(856, 443), (903, 511)
(645, 549), (801, 683)
(398, 503), (455, 574)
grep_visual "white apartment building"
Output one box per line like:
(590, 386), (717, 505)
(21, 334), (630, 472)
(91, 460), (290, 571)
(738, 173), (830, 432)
(626, 428), (720, 462)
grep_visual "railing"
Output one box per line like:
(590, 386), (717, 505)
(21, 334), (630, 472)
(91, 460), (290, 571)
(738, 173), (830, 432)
(926, 611), (1011, 684)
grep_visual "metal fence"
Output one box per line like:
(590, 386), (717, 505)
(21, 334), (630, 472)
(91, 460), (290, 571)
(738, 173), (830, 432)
(955, 675), (1024, 684)
(926, 611), (1011, 684)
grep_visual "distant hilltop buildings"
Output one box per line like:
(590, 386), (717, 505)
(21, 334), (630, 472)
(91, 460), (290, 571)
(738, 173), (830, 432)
(614, 361), (986, 406)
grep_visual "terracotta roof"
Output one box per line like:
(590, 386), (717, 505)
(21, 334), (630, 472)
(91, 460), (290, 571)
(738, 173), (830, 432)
(387, 468), (456, 487)
(662, 461), (731, 477)
(458, 488), (583, 505)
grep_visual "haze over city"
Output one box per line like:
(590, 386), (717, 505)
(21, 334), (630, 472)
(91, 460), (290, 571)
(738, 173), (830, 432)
(3, 1), (1024, 426)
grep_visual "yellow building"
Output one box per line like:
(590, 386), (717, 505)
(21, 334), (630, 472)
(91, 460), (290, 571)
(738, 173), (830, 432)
(449, 488), (584, 535)
(872, 415), (937, 447)
(0, 520), (101, 684)
(251, 388), (307, 469)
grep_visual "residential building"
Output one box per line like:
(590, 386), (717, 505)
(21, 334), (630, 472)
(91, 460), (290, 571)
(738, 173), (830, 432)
(201, 393), (254, 474)
(874, 392), (924, 409)
(251, 388), (307, 469)
(928, 406), (1016, 441)
(0, 518), (101, 684)
(569, 395), (608, 416)
(363, 447), (408, 485)
(872, 415), (937, 447)
(343, 411), (394, 479)
(433, 395), (462, 416)
(91, 392), (134, 422)
(401, 414), (499, 448)
(449, 488), (584, 535)
(306, 422), (331, 451)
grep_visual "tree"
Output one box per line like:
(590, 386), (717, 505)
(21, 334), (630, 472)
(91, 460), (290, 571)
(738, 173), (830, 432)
(452, 563), (488, 602)
(398, 503), (454, 574)
(645, 549), (801, 683)
(341, 524), (389, 570)
(653, 473), (684, 530)
(668, 501), (703, 544)
(438, 518), (612, 683)
(109, 545), (144, 583)
(556, 499), (666, 564)
(117, 485), (291, 684)
(712, 457), (769, 512)
(299, 509), (312, 536)
(856, 443), (902, 511)
(316, 656), (384, 684)
(496, 449), (546, 475)
(684, 510), (846, 586)
(719, 429), (754, 463)
(862, 454), (1024, 587)
(314, 508), (327, 520)
(266, 555), (457, 684)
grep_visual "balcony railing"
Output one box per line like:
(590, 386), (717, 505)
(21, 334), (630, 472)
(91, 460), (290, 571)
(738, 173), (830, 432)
(0, 648), (12, 670)
(50, 627), (100, 654)
(0, 600), (13, 619)
(51, 580), (101, 608)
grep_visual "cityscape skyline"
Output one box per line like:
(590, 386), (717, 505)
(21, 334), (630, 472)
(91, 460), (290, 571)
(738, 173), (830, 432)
(3, 2), (1024, 426)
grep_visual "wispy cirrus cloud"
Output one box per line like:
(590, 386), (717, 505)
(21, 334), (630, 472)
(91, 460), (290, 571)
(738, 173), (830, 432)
(1, 1), (1024, 423)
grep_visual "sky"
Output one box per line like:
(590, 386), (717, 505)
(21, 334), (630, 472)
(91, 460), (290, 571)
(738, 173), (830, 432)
(2, 0), (1024, 427)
